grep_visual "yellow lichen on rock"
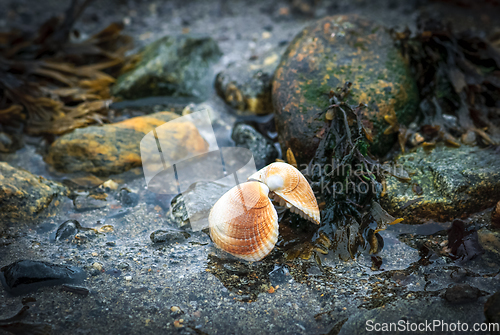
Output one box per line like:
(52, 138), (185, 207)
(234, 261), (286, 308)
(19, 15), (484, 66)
(46, 112), (209, 176)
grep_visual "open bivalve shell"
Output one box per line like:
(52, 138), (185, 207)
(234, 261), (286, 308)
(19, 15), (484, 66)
(248, 162), (320, 225)
(209, 181), (278, 261)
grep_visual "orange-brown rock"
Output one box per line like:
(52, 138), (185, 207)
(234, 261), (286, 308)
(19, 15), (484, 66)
(46, 112), (209, 176)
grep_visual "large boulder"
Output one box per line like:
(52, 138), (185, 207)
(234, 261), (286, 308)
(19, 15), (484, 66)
(112, 35), (222, 101)
(46, 112), (209, 176)
(0, 163), (68, 224)
(272, 15), (418, 164)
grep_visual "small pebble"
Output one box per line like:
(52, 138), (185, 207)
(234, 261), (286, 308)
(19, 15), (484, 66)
(125, 276), (132, 281)
(92, 262), (103, 271)
(173, 319), (184, 328)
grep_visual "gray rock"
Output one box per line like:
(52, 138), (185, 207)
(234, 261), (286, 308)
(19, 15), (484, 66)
(0, 260), (86, 295)
(215, 49), (282, 115)
(231, 123), (278, 169)
(169, 181), (231, 230)
(381, 144), (500, 224)
(112, 35), (222, 101)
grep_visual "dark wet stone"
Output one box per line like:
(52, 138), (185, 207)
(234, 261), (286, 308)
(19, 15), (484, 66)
(118, 189), (139, 207)
(150, 229), (189, 243)
(55, 220), (84, 241)
(61, 284), (90, 297)
(0, 162), (68, 224)
(73, 195), (107, 211)
(46, 112), (209, 176)
(169, 181), (231, 228)
(381, 145), (500, 224)
(231, 123), (278, 169)
(444, 284), (480, 304)
(272, 14), (418, 164)
(112, 35), (222, 101)
(484, 291), (500, 323)
(215, 49), (282, 115)
(0, 260), (86, 295)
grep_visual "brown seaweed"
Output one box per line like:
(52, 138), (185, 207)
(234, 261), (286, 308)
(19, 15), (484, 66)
(394, 18), (500, 148)
(0, 0), (132, 135)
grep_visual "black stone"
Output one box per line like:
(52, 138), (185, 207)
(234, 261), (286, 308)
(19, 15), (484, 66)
(231, 123), (278, 169)
(118, 189), (139, 207)
(55, 220), (83, 241)
(150, 229), (189, 243)
(0, 260), (86, 295)
(61, 284), (90, 297)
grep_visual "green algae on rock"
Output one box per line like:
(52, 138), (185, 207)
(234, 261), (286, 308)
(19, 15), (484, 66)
(272, 15), (418, 164)
(46, 112), (209, 176)
(112, 35), (222, 101)
(215, 51), (282, 115)
(381, 145), (500, 224)
(0, 162), (68, 224)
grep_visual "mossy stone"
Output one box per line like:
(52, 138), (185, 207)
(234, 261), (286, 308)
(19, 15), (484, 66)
(112, 35), (222, 101)
(272, 15), (418, 164)
(381, 145), (500, 224)
(0, 163), (68, 224)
